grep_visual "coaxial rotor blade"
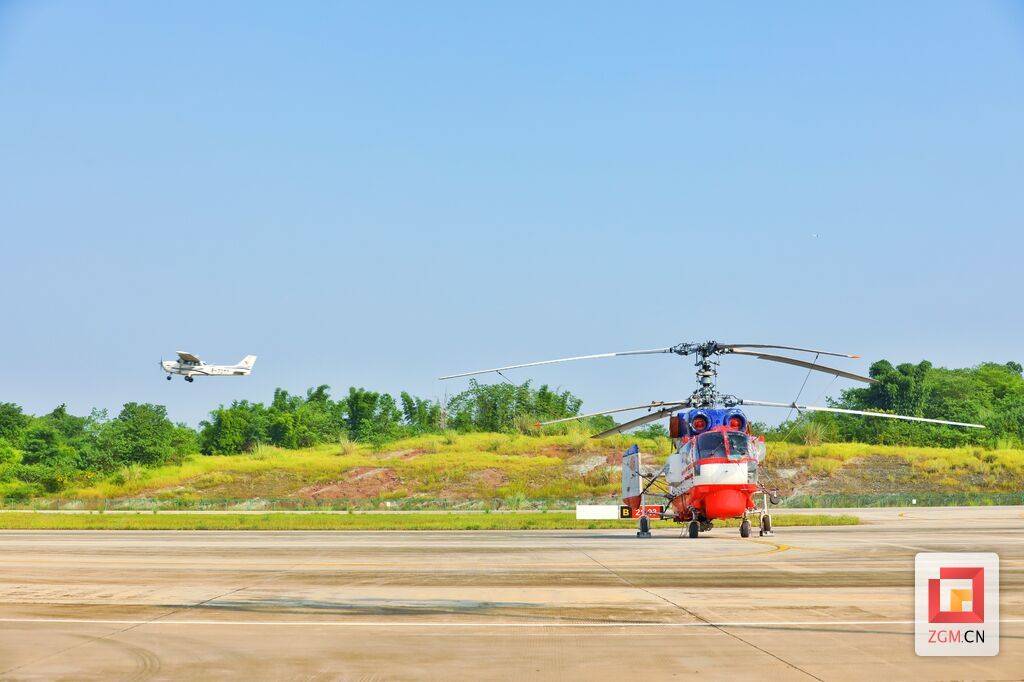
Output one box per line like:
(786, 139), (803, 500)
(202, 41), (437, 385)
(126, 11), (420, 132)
(737, 400), (984, 428)
(729, 348), (877, 383)
(538, 400), (690, 427)
(718, 343), (859, 359)
(590, 406), (681, 439)
(438, 347), (674, 380)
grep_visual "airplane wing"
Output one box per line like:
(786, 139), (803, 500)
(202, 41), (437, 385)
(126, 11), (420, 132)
(176, 351), (202, 364)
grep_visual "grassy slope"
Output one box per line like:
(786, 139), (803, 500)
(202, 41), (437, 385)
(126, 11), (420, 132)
(17, 432), (1024, 509)
(0, 511), (859, 531)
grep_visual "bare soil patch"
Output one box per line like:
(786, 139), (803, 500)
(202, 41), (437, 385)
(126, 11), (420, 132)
(297, 467), (401, 500)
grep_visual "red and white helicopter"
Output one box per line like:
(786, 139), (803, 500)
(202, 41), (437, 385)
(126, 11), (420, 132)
(441, 341), (983, 538)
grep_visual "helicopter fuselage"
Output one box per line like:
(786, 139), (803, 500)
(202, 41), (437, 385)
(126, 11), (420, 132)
(670, 408), (764, 523)
(631, 408), (767, 524)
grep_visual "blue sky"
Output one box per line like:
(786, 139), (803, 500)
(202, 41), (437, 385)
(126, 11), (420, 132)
(2, 1), (1023, 427)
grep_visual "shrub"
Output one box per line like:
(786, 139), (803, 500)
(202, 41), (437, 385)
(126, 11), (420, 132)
(99, 403), (177, 468)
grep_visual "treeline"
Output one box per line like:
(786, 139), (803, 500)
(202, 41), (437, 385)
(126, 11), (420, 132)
(199, 381), (592, 453)
(3, 360), (1023, 496)
(0, 381), (588, 495)
(763, 361), (1024, 447)
(0, 403), (196, 493)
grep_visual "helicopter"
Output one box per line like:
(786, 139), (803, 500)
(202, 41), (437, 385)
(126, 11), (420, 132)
(440, 341), (984, 538)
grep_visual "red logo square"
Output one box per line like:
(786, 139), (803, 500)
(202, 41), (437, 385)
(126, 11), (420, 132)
(928, 567), (984, 623)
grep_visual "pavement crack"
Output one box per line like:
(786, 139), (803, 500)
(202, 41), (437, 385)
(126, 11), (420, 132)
(569, 541), (824, 682)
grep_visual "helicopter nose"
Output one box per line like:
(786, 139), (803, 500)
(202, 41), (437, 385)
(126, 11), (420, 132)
(704, 488), (748, 519)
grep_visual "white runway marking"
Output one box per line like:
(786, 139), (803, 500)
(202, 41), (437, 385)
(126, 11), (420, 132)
(1, 617), (1022, 627)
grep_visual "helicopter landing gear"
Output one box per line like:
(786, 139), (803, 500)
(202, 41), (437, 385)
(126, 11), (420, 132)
(740, 518), (751, 538)
(636, 515), (651, 538)
(758, 490), (775, 536)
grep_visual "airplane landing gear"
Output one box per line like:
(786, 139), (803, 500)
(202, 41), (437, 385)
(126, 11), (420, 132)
(185, 376), (194, 383)
(687, 520), (699, 538)
(740, 518), (751, 538)
(636, 515), (651, 538)
(759, 514), (773, 536)
(166, 375), (172, 381)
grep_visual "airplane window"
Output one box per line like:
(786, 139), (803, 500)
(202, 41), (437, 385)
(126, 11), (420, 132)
(727, 433), (749, 459)
(698, 432), (726, 459)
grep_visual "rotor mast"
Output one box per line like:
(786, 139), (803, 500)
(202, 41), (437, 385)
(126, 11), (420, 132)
(667, 342), (723, 408)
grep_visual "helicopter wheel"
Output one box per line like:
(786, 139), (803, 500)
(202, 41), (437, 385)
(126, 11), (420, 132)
(687, 520), (699, 539)
(759, 514), (773, 536)
(740, 519), (751, 538)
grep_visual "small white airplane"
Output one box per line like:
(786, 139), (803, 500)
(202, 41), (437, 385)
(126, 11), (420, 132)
(161, 351), (257, 382)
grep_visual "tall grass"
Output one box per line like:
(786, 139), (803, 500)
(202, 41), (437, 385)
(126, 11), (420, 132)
(46, 433), (1024, 506)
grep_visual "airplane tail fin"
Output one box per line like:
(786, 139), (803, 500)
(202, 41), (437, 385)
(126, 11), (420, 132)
(237, 355), (257, 370)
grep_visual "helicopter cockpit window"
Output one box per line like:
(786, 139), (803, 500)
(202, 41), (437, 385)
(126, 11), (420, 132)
(697, 432), (726, 459)
(726, 432), (749, 459)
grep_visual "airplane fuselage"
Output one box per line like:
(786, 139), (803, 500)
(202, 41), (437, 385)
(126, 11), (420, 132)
(161, 361), (251, 377)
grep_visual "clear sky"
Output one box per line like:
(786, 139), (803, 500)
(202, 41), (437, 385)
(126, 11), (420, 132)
(2, 1), (1023, 427)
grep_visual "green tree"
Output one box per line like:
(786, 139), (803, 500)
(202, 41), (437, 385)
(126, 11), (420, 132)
(0, 403), (30, 443)
(199, 401), (269, 454)
(170, 423), (198, 459)
(634, 423), (669, 439)
(446, 380), (582, 432)
(831, 359), (1024, 446)
(0, 438), (21, 483)
(19, 421), (79, 491)
(98, 403), (177, 467)
(344, 387), (402, 441)
(399, 392), (441, 433)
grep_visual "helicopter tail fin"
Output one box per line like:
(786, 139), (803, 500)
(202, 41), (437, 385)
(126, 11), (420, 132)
(621, 445), (642, 509)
